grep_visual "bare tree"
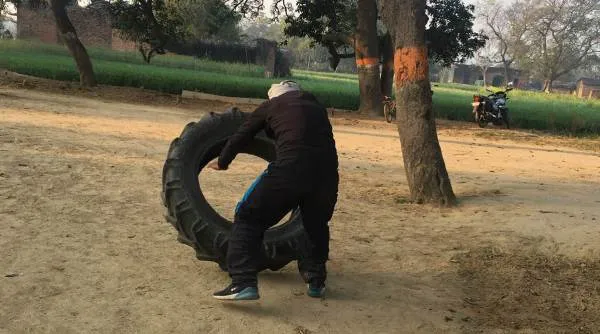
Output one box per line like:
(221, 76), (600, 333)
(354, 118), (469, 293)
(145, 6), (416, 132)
(474, 41), (501, 85)
(517, 0), (600, 92)
(478, 0), (530, 85)
(380, 0), (456, 206)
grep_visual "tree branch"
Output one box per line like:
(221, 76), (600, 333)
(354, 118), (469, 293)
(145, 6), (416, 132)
(272, 0), (292, 19)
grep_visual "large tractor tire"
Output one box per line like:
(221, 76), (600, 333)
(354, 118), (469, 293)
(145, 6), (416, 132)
(161, 108), (308, 271)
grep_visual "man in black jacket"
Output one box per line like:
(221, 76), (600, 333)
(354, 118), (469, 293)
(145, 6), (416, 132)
(208, 81), (339, 301)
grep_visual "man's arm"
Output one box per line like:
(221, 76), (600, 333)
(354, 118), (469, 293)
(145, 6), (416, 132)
(217, 103), (270, 170)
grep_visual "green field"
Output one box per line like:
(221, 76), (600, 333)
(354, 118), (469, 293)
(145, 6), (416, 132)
(1, 40), (599, 134)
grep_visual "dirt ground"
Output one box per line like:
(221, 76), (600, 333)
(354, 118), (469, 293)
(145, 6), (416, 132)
(1, 73), (600, 334)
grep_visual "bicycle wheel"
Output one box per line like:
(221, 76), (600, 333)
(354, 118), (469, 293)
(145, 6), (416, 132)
(384, 103), (394, 123)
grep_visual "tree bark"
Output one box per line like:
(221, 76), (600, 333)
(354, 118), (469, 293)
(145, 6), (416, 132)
(503, 62), (510, 86)
(381, 0), (456, 206)
(325, 41), (355, 71)
(355, 0), (383, 116)
(50, 0), (96, 87)
(139, 46), (150, 63)
(380, 33), (394, 97)
(543, 79), (553, 93)
(481, 66), (488, 86)
(139, 45), (158, 64)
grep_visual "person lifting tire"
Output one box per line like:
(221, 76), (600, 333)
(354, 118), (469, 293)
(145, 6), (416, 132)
(161, 108), (309, 273)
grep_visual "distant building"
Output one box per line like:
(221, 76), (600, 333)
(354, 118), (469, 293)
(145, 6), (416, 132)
(575, 78), (600, 99)
(550, 82), (577, 95)
(438, 64), (524, 87)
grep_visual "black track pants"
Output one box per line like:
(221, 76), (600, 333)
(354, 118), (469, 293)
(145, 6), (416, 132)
(226, 168), (338, 286)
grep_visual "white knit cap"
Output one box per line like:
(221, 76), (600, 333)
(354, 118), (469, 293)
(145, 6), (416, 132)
(267, 80), (301, 99)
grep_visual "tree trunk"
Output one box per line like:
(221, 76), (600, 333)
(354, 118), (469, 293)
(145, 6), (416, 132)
(481, 66), (488, 86)
(355, 0), (383, 116)
(543, 79), (553, 93)
(139, 46), (150, 63)
(380, 33), (394, 97)
(147, 49), (157, 63)
(138, 44), (158, 64)
(381, 0), (456, 206)
(50, 0), (96, 87)
(503, 62), (510, 86)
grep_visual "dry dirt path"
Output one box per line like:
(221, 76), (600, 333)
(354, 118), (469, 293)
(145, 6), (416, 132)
(1, 86), (600, 334)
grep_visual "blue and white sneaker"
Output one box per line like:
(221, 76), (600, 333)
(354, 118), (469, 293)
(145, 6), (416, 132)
(213, 284), (259, 301)
(307, 281), (326, 298)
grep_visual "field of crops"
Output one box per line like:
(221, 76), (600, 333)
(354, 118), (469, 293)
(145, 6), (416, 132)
(1, 40), (599, 134)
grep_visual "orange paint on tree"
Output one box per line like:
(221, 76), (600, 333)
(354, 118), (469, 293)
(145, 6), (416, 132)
(393, 47), (428, 86)
(356, 57), (380, 67)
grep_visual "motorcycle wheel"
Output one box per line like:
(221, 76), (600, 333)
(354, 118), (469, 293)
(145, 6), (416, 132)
(475, 111), (488, 128)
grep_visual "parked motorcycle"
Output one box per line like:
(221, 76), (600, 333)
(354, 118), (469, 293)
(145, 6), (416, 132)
(472, 86), (513, 129)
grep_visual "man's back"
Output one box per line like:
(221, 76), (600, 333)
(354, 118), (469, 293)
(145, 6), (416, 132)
(218, 91), (338, 173)
(264, 91), (337, 169)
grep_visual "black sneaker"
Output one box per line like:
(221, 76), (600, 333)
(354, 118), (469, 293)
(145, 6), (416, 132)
(306, 279), (326, 298)
(213, 283), (259, 301)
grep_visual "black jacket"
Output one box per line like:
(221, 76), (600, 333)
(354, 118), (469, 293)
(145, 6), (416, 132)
(218, 91), (338, 177)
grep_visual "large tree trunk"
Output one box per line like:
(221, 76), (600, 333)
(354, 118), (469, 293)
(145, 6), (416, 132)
(381, 0), (456, 206)
(50, 0), (96, 87)
(355, 0), (383, 116)
(380, 33), (394, 97)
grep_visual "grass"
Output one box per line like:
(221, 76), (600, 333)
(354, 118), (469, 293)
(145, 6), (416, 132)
(0, 40), (266, 77)
(0, 44), (360, 109)
(1, 40), (599, 134)
(432, 86), (600, 134)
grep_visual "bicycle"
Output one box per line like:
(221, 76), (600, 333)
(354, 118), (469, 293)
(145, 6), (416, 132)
(382, 96), (396, 123)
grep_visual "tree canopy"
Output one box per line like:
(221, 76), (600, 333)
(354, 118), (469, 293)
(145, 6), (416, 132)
(109, 0), (185, 63)
(281, 0), (486, 69)
(176, 0), (241, 42)
(519, 0), (599, 90)
(110, 0), (242, 62)
(477, 0), (600, 91)
(426, 0), (487, 66)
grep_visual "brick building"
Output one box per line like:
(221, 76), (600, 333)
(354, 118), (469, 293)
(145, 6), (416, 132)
(575, 78), (600, 99)
(16, 5), (136, 51)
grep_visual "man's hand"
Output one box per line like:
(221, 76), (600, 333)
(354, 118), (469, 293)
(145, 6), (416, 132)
(207, 161), (227, 171)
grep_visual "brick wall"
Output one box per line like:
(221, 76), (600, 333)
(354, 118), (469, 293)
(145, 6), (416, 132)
(17, 6), (113, 49)
(68, 7), (112, 48)
(576, 82), (600, 98)
(17, 7), (57, 43)
(111, 30), (137, 52)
